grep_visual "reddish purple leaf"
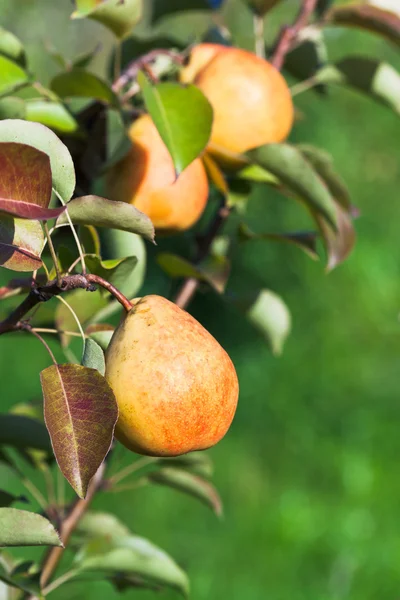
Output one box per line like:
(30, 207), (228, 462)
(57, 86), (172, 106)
(326, 4), (400, 47)
(0, 216), (43, 272)
(40, 364), (118, 498)
(0, 198), (66, 220)
(0, 143), (52, 207)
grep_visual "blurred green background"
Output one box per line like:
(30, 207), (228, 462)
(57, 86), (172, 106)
(1, 1), (400, 599)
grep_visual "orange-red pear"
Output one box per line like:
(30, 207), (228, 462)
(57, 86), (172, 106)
(106, 115), (209, 231)
(105, 295), (239, 457)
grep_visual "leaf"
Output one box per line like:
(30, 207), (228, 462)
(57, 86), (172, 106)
(103, 230), (146, 299)
(82, 338), (105, 376)
(0, 560), (40, 595)
(0, 490), (27, 508)
(285, 27), (328, 90)
(316, 58), (400, 116)
(25, 101), (78, 133)
(246, 289), (291, 356)
(158, 452), (214, 478)
(157, 253), (199, 279)
(326, 4), (400, 47)
(72, 0), (143, 40)
(138, 72), (213, 175)
(0, 97), (26, 119)
(51, 70), (118, 106)
(314, 203), (356, 271)
(80, 225), (101, 256)
(0, 55), (29, 95)
(152, 0), (210, 23)
(0, 142), (51, 207)
(297, 144), (351, 210)
(247, 144), (338, 229)
(238, 223), (319, 260)
(202, 152), (228, 196)
(157, 252), (230, 294)
(148, 468), (222, 516)
(0, 508), (62, 547)
(0, 27), (26, 67)
(40, 364), (118, 498)
(85, 254), (138, 297)
(245, 0), (282, 16)
(237, 164), (278, 184)
(0, 216), (43, 272)
(0, 119), (75, 202)
(86, 324), (115, 351)
(77, 511), (130, 541)
(0, 199), (66, 220)
(79, 535), (189, 597)
(0, 414), (51, 452)
(57, 195), (155, 243)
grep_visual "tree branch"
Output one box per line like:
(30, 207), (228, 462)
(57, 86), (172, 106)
(270, 0), (318, 71)
(112, 48), (185, 93)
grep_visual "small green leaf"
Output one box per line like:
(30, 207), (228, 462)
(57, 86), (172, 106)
(0, 55), (29, 95)
(0, 119), (75, 202)
(297, 144), (351, 210)
(85, 254), (138, 297)
(238, 223), (319, 260)
(72, 0), (143, 40)
(80, 225), (101, 256)
(57, 195), (155, 243)
(51, 70), (118, 106)
(157, 253), (200, 279)
(25, 100), (78, 133)
(316, 58), (400, 116)
(41, 364), (118, 498)
(0, 27), (26, 67)
(77, 511), (130, 541)
(0, 215), (44, 272)
(314, 203), (356, 272)
(148, 468), (222, 516)
(0, 560), (40, 595)
(247, 144), (338, 229)
(78, 535), (189, 597)
(157, 252), (230, 294)
(0, 508), (62, 547)
(240, 289), (292, 356)
(138, 72), (213, 175)
(326, 4), (400, 47)
(82, 338), (106, 376)
(0, 97), (26, 119)
(104, 230), (146, 299)
(158, 452), (214, 478)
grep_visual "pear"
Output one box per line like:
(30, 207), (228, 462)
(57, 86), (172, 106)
(105, 295), (239, 457)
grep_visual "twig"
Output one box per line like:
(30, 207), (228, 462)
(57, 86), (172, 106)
(0, 273), (132, 336)
(270, 0), (318, 71)
(112, 49), (185, 93)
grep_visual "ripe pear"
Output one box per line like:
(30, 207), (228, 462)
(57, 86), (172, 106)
(106, 115), (209, 231)
(105, 295), (239, 457)
(180, 43), (294, 155)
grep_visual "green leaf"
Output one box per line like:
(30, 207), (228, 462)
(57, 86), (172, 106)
(55, 288), (108, 345)
(57, 195), (155, 243)
(103, 230), (146, 299)
(285, 27), (328, 89)
(326, 4), (400, 47)
(138, 72), (213, 175)
(0, 27), (26, 67)
(72, 0), (143, 40)
(239, 289), (291, 356)
(314, 202), (356, 272)
(82, 338), (106, 376)
(247, 144), (338, 229)
(157, 252), (231, 294)
(152, 0), (210, 23)
(157, 253), (199, 279)
(85, 254), (138, 298)
(238, 223), (319, 260)
(158, 452), (214, 478)
(80, 225), (101, 256)
(0, 414), (51, 452)
(316, 58), (400, 116)
(86, 324), (115, 351)
(51, 70), (117, 106)
(41, 364), (118, 498)
(0, 119), (75, 202)
(0, 560), (40, 595)
(245, 0), (282, 16)
(0, 56), (28, 96)
(0, 97), (26, 119)
(25, 100), (78, 133)
(77, 511), (130, 541)
(0, 508), (62, 547)
(149, 468), (222, 516)
(297, 144), (351, 210)
(78, 535), (189, 597)
(0, 490), (27, 508)
(0, 216), (43, 272)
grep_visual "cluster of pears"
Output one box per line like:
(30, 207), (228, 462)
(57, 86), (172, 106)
(107, 43), (294, 232)
(105, 295), (239, 456)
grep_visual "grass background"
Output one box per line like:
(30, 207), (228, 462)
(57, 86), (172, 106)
(0, 1), (400, 599)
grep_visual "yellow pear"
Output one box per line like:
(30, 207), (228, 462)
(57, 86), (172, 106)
(180, 43), (294, 155)
(106, 115), (209, 231)
(105, 295), (239, 457)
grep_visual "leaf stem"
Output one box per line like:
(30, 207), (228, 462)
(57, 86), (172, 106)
(44, 222), (61, 286)
(26, 326), (58, 365)
(21, 477), (48, 513)
(54, 296), (86, 355)
(53, 190), (87, 275)
(108, 456), (157, 486)
(42, 567), (81, 596)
